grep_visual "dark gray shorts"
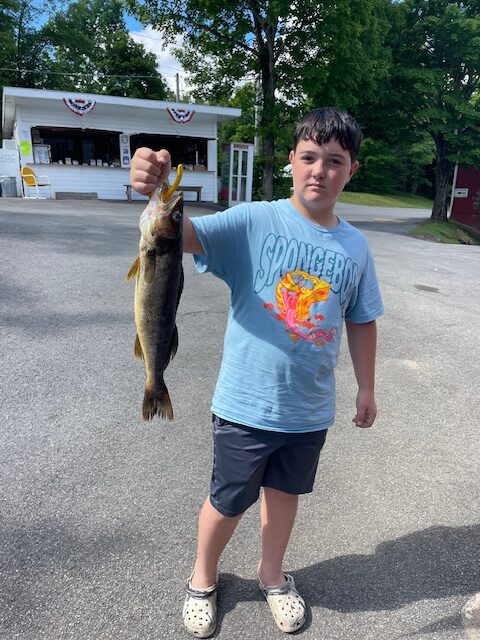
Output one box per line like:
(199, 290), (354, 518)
(210, 414), (328, 517)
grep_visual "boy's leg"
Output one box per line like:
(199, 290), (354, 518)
(258, 487), (298, 586)
(191, 496), (243, 589)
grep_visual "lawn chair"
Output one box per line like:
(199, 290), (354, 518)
(21, 166), (53, 198)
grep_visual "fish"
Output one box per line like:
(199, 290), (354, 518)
(126, 183), (184, 420)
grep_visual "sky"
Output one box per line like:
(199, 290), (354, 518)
(34, 9), (188, 97)
(125, 15), (188, 96)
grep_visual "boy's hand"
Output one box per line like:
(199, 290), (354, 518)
(352, 389), (377, 428)
(130, 148), (172, 195)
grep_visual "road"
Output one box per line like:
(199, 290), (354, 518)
(1, 197), (479, 640)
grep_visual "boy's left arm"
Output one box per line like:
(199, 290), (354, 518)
(345, 319), (378, 429)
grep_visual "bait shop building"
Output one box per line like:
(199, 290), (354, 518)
(1, 86), (242, 203)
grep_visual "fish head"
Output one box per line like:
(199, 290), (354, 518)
(152, 188), (184, 241)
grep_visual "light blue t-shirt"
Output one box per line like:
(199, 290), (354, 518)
(191, 199), (384, 432)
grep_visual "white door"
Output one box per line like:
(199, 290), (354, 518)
(229, 143), (253, 207)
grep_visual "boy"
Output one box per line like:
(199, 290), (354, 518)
(130, 107), (383, 637)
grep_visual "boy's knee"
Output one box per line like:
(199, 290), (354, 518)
(209, 494), (248, 518)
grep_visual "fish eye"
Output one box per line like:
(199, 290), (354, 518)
(172, 209), (182, 222)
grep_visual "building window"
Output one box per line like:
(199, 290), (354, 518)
(32, 127), (121, 166)
(130, 134), (209, 170)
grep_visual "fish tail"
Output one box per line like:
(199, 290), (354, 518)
(142, 384), (173, 421)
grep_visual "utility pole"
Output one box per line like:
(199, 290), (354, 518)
(254, 75), (261, 156)
(176, 73), (180, 102)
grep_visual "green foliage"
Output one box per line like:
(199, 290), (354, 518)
(126, 0), (391, 198)
(405, 138), (435, 195)
(0, 1), (18, 89)
(40, 0), (173, 98)
(391, 0), (480, 218)
(0, 1), (61, 134)
(302, 0), (391, 112)
(216, 82), (298, 200)
(408, 220), (480, 245)
(349, 138), (401, 194)
(0, 1), (56, 89)
(338, 190), (433, 209)
(0, 0), (172, 110)
(218, 83), (256, 146)
(349, 0), (480, 219)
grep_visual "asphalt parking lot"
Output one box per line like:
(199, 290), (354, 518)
(1, 196), (479, 640)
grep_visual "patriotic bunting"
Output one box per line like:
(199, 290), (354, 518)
(63, 98), (96, 116)
(167, 107), (195, 124)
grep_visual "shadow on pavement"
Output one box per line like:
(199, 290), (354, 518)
(214, 524), (479, 635)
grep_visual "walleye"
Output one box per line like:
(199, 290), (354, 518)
(126, 176), (184, 420)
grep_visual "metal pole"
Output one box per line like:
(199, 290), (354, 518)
(176, 73), (180, 102)
(448, 162), (458, 219)
(254, 75), (261, 156)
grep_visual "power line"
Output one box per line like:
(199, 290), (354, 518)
(0, 65), (259, 90)
(0, 66), (179, 80)
(130, 31), (166, 42)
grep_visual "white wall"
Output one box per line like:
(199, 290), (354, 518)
(25, 164), (217, 201)
(15, 98), (220, 201)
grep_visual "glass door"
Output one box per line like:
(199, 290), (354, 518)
(228, 143), (253, 207)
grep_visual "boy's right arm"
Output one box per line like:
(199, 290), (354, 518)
(130, 147), (204, 255)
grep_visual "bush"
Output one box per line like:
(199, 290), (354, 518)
(349, 138), (401, 194)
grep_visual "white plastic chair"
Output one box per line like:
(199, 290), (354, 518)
(21, 167), (53, 198)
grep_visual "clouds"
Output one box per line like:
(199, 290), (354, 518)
(129, 27), (189, 95)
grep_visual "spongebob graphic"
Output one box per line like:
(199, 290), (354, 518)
(264, 270), (335, 347)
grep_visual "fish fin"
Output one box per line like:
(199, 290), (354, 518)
(166, 268), (183, 363)
(142, 385), (173, 421)
(134, 334), (144, 360)
(125, 256), (140, 282)
(176, 267), (184, 311)
(168, 325), (179, 362)
(144, 250), (156, 283)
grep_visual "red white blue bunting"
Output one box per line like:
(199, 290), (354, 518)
(63, 98), (96, 116)
(167, 107), (195, 124)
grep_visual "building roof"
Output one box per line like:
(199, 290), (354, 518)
(2, 86), (241, 137)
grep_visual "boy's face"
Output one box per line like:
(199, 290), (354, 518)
(289, 138), (358, 221)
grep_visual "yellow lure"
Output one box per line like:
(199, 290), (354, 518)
(163, 164), (183, 201)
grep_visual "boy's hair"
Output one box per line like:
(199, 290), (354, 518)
(293, 107), (363, 162)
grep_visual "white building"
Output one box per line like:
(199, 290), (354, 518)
(1, 86), (241, 201)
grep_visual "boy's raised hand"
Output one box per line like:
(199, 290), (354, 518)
(130, 148), (172, 195)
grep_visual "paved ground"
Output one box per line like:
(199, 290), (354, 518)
(0, 196), (479, 640)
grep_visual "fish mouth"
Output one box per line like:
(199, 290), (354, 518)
(160, 186), (183, 210)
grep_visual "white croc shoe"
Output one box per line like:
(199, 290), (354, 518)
(259, 573), (306, 633)
(183, 576), (217, 638)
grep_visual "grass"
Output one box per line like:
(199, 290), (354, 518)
(338, 190), (433, 209)
(337, 189), (479, 245)
(407, 219), (480, 245)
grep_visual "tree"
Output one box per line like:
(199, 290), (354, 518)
(0, 1), (61, 135)
(126, 0), (389, 200)
(0, 1), (57, 89)
(40, 0), (173, 99)
(0, 1), (19, 90)
(390, 0), (480, 221)
(300, 0), (391, 114)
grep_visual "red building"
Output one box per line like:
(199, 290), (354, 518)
(450, 165), (480, 231)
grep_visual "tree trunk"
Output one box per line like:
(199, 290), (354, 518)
(261, 129), (274, 201)
(431, 134), (454, 221)
(259, 23), (276, 201)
